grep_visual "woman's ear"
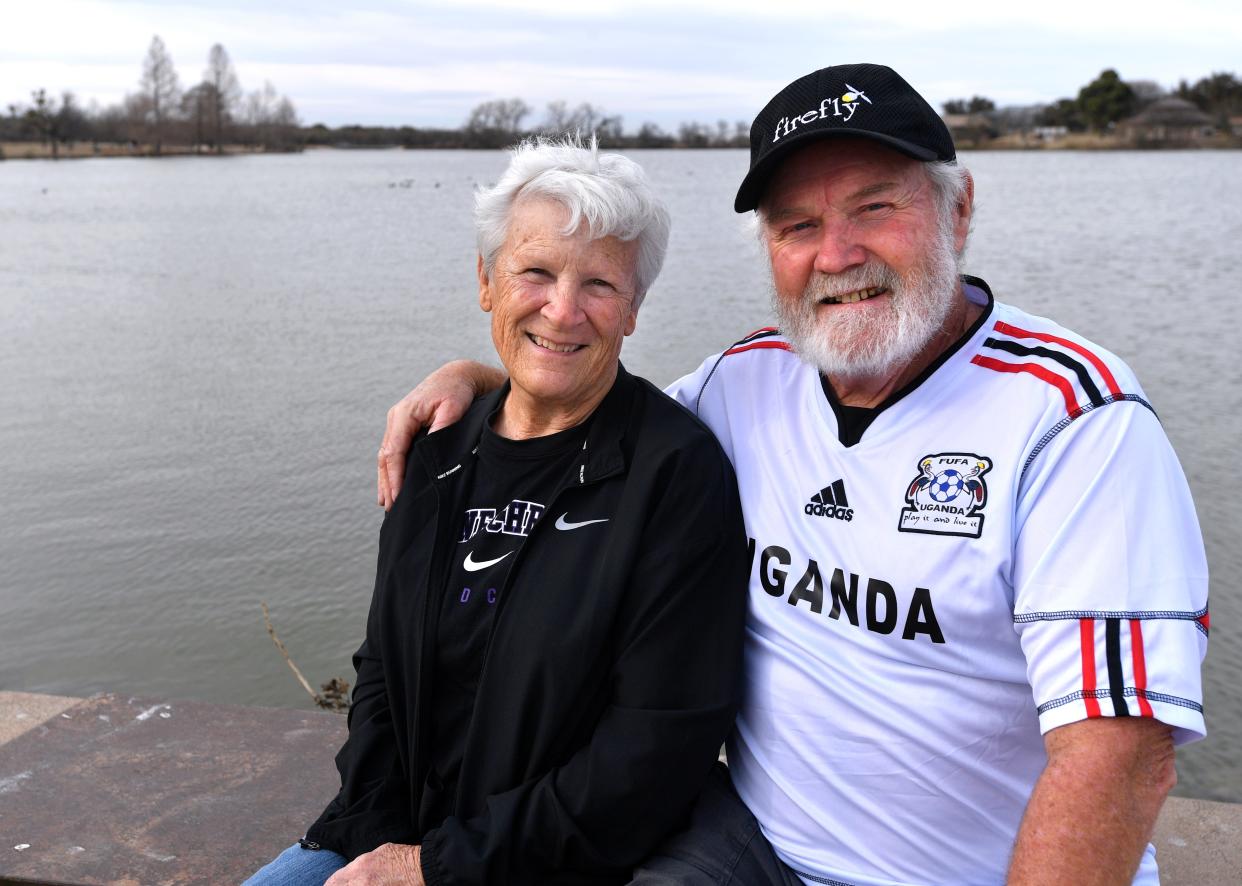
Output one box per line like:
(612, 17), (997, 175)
(477, 254), (492, 312)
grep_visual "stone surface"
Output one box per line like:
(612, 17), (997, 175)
(0, 692), (345, 886)
(0, 692), (79, 746)
(2, 691), (1239, 885)
(1153, 794), (1242, 884)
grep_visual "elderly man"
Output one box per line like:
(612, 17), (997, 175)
(377, 64), (1208, 885)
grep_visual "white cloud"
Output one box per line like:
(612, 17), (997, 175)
(3, 0), (1240, 126)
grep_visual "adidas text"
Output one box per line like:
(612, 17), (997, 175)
(805, 502), (854, 521)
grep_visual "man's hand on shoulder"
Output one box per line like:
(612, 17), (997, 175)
(324, 842), (423, 886)
(377, 360), (508, 509)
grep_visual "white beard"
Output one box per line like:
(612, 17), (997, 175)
(770, 222), (962, 380)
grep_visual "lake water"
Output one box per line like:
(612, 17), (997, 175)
(1, 148), (1239, 801)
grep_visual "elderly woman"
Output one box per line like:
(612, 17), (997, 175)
(245, 139), (749, 886)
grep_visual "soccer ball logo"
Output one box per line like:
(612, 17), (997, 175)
(902, 452), (993, 538)
(929, 470), (965, 502)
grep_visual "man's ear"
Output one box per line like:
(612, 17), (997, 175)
(953, 172), (975, 254)
(477, 254), (492, 312)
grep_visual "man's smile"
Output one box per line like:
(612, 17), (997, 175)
(819, 286), (889, 305)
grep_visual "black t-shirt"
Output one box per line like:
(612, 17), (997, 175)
(420, 414), (591, 827)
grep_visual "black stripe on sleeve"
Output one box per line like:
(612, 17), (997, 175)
(1105, 618), (1131, 717)
(983, 337), (1106, 408)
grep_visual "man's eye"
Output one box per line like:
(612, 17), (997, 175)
(862, 202), (890, 213)
(786, 221), (815, 234)
(523, 267), (551, 278)
(587, 278), (615, 290)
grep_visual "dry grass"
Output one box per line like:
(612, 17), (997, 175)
(977, 132), (1241, 151)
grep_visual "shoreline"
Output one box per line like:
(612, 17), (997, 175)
(4, 138), (1241, 161)
(0, 141), (300, 160)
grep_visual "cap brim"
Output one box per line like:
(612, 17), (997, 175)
(733, 129), (939, 213)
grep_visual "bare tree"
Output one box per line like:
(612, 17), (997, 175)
(204, 43), (241, 151)
(181, 82), (217, 151)
(243, 80), (278, 145)
(24, 89), (59, 157)
(536, 101), (621, 141)
(271, 95), (300, 148)
(56, 91), (88, 145)
(464, 98), (531, 146)
(240, 81), (300, 149)
(540, 100), (571, 135)
(677, 121), (711, 148)
(123, 92), (153, 144)
(635, 121), (674, 148)
(595, 114), (623, 145)
(564, 102), (603, 135)
(140, 35), (181, 153)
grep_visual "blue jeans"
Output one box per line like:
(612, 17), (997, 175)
(630, 763), (802, 885)
(242, 842), (349, 886)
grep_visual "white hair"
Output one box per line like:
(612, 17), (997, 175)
(474, 136), (672, 305)
(923, 159), (972, 254)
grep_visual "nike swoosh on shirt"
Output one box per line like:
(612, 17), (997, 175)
(554, 514), (609, 531)
(463, 550), (513, 572)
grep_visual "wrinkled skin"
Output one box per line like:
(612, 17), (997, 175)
(323, 842), (423, 886)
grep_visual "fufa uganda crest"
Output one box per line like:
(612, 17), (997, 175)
(898, 453), (992, 538)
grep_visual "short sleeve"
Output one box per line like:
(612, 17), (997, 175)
(1013, 401), (1209, 745)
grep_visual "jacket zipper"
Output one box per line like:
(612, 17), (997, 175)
(470, 445), (610, 717)
(410, 459), (457, 816)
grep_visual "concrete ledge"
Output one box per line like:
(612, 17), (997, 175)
(0, 691), (344, 886)
(1153, 794), (1242, 884)
(1, 691), (1238, 884)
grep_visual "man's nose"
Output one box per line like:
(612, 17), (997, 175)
(812, 224), (867, 275)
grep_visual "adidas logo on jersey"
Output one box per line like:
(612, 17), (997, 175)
(805, 479), (854, 521)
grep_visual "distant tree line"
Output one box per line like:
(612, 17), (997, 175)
(2, 36), (299, 157)
(16, 61), (1237, 157)
(301, 98), (750, 150)
(941, 69), (1242, 136)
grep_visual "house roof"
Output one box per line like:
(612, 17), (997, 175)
(1124, 97), (1213, 127)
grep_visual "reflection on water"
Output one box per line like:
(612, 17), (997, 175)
(1, 148), (1240, 800)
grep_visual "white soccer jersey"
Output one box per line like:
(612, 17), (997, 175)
(666, 281), (1208, 886)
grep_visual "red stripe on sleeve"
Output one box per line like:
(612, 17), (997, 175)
(1080, 618), (1102, 718)
(1129, 619), (1155, 718)
(992, 320), (1123, 397)
(723, 341), (792, 357)
(971, 354), (1082, 417)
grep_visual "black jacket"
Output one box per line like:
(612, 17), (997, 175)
(305, 365), (749, 885)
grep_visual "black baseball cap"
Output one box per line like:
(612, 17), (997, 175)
(734, 63), (956, 213)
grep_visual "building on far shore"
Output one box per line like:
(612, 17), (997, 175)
(1029, 125), (1068, 142)
(1120, 97), (1214, 145)
(941, 112), (997, 148)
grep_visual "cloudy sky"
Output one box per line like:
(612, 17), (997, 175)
(4, 0), (1240, 130)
